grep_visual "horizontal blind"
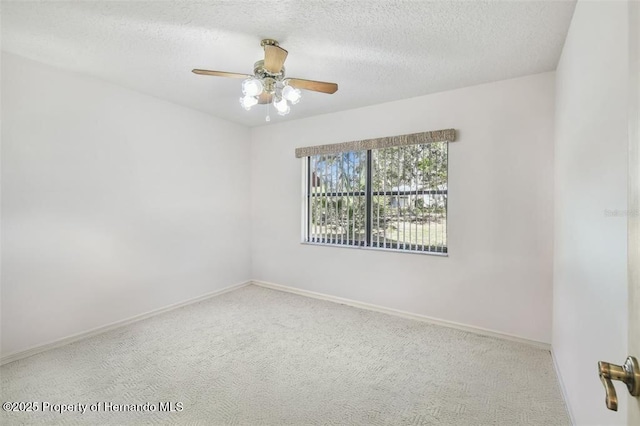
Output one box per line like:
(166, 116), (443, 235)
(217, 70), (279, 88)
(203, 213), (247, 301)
(295, 129), (456, 158)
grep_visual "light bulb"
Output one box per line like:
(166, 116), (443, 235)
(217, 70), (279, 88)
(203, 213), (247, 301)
(273, 97), (289, 114)
(239, 95), (258, 111)
(242, 78), (263, 97)
(282, 85), (301, 104)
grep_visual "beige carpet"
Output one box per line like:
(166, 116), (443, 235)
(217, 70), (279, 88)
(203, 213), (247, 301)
(1, 285), (570, 425)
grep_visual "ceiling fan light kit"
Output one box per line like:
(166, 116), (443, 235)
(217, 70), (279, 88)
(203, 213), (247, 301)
(193, 39), (338, 122)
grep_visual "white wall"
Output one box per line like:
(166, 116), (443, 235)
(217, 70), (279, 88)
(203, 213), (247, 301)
(553, 1), (629, 425)
(1, 53), (251, 357)
(250, 72), (555, 344)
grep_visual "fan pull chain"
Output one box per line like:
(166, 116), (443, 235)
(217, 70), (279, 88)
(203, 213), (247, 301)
(266, 102), (271, 122)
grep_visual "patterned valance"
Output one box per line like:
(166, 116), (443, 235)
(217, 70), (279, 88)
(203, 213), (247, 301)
(294, 128), (456, 158)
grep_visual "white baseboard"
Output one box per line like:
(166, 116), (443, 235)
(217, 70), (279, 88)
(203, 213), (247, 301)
(551, 349), (576, 425)
(251, 280), (551, 351)
(2, 279), (552, 365)
(0, 280), (251, 366)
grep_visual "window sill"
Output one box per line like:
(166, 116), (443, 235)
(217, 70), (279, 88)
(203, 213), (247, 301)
(300, 241), (448, 257)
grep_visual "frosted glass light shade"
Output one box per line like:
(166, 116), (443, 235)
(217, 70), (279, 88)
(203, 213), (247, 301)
(277, 105), (291, 116)
(242, 78), (263, 97)
(282, 85), (301, 104)
(273, 97), (290, 115)
(239, 95), (258, 110)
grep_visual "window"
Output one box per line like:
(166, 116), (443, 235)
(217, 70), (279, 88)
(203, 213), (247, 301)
(304, 142), (448, 254)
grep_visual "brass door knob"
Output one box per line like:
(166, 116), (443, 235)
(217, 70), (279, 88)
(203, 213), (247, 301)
(597, 356), (640, 411)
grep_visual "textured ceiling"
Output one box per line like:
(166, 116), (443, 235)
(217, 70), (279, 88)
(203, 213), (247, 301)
(1, 1), (576, 127)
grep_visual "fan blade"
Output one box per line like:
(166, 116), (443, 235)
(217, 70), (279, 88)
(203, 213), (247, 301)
(264, 45), (288, 73)
(258, 92), (273, 104)
(192, 69), (251, 79)
(286, 78), (338, 94)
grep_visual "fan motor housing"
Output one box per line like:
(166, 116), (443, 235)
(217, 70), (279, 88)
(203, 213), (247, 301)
(253, 60), (285, 80)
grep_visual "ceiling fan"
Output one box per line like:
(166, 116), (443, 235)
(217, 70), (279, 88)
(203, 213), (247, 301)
(192, 39), (338, 120)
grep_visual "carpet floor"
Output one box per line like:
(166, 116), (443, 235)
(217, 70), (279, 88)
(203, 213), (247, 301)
(1, 285), (570, 425)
